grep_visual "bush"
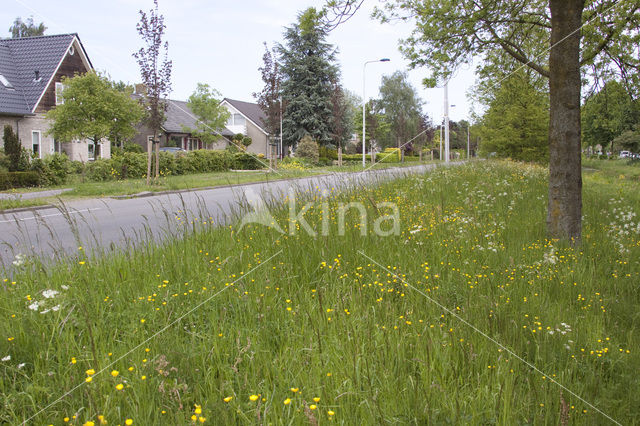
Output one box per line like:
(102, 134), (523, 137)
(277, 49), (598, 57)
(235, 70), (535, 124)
(0, 150), (9, 172)
(232, 152), (263, 170)
(0, 171), (40, 190)
(112, 152), (147, 179)
(3, 124), (29, 172)
(295, 135), (319, 163)
(123, 142), (144, 153)
(280, 157), (309, 171)
(378, 148), (401, 163)
(319, 146), (338, 160)
(85, 159), (118, 181)
(38, 154), (72, 185)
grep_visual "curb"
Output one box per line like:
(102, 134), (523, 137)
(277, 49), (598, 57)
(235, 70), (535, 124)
(0, 204), (57, 214)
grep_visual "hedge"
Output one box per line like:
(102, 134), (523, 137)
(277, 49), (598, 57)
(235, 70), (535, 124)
(0, 171), (40, 190)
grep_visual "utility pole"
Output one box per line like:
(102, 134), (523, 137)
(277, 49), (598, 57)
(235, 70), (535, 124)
(439, 122), (443, 160)
(443, 81), (450, 163)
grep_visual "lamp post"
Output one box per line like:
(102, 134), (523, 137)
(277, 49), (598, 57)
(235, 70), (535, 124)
(279, 97), (283, 159)
(362, 58), (390, 168)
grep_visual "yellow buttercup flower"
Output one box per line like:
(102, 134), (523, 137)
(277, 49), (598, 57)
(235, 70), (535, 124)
(223, 396), (233, 403)
(249, 394), (259, 402)
(116, 383), (124, 390)
(284, 398), (291, 405)
(111, 370), (119, 377)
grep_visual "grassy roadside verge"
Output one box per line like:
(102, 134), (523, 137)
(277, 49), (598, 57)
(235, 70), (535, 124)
(0, 161), (438, 211)
(1, 160), (638, 424)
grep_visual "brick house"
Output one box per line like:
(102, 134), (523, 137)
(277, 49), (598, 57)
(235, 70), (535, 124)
(0, 33), (109, 162)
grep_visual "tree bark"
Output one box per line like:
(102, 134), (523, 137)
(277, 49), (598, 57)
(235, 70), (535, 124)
(146, 136), (152, 185)
(547, 0), (584, 244)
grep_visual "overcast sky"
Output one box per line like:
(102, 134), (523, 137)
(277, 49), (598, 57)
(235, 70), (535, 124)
(4, 0), (478, 123)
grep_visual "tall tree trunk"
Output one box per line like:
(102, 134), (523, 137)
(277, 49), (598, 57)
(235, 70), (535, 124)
(146, 135), (153, 185)
(547, 0), (584, 244)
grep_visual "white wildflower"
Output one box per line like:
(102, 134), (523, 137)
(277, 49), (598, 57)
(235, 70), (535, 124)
(1, 355), (10, 362)
(42, 289), (59, 299)
(28, 301), (41, 311)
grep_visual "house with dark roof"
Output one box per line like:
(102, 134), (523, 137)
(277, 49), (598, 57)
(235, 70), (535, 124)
(0, 33), (109, 162)
(131, 95), (233, 151)
(131, 96), (273, 157)
(221, 98), (272, 157)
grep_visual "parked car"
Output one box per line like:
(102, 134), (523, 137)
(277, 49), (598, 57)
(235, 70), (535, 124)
(159, 147), (187, 154)
(619, 150), (631, 158)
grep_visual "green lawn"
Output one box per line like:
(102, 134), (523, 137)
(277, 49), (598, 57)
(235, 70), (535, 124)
(1, 160), (637, 424)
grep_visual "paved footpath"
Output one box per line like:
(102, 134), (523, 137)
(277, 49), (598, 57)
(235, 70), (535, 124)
(0, 163), (457, 269)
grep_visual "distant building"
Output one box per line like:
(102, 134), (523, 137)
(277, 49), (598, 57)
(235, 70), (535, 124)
(131, 95), (233, 151)
(221, 98), (272, 157)
(0, 33), (110, 162)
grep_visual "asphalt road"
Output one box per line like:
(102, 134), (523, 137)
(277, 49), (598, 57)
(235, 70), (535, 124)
(0, 163), (449, 270)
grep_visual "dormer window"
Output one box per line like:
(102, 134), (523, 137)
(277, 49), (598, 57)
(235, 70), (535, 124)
(0, 74), (14, 89)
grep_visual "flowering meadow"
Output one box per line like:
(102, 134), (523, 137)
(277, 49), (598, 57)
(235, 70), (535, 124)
(1, 160), (638, 425)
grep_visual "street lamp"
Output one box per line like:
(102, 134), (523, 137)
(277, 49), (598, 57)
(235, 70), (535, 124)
(362, 58), (390, 168)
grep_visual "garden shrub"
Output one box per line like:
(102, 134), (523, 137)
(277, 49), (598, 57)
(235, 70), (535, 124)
(280, 157), (309, 171)
(319, 146), (338, 160)
(85, 159), (117, 181)
(232, 152), (263, 170)
(295, 135), (319, 164)
(0, 171), (40, 190)
(0, 150), (9, 172)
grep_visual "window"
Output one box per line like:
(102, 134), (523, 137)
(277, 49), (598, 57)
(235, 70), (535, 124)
(227, 113), (246, 127)
(188, 138), (198, 151)
(233, 113), (246, 126)
(0, 74), (14, 89)
(55, 82), (65, 105)
(31, 131), (41, 158)
(88, 141), (95, 160)
(54, 139), (61, 154)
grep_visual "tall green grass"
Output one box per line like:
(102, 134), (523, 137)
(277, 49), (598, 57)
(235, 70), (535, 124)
(1, 160), (638, 425)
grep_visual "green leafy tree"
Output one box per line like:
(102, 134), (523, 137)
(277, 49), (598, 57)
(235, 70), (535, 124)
(582, 80), (640, 152)
(374, 0), (640, 242)
(185, 83), (230, 147)
(612, 130), (640, 153)
(478, 71), (549, 162)
(9, 16), (46, 38)
(279, 8), (339, 148)
(376, 71), (422, 149)
(3, 125), (28, 171)
(46, 72), (144, 155)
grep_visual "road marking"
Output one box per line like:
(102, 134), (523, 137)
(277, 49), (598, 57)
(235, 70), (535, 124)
(0, 208), (101, 224)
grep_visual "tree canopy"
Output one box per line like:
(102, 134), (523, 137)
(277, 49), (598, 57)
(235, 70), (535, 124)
(9, 17), (46, 38)
(185, 83), (230, 146)
(279, 7), (339, 147)
(479, 71), (549, 162)
(376, 71), (423, 148)
(582, 80), (640, 151)
(46, 72), (144, 146)
(373, 0), (640, 242)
